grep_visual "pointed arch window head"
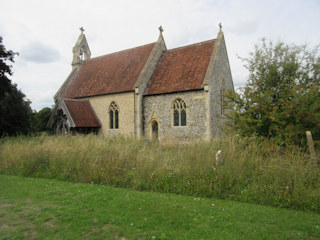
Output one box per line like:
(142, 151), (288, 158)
(173, 98), (187, 126)
(109, 102), (119, 129)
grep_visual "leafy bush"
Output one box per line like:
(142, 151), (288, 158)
(225, 39), (320, 146)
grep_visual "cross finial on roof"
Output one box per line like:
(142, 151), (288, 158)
(159, 25), (163, 34)
(219, 23), (222, 32)
(80, 26), (85, 34)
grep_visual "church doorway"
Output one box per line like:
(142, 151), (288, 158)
(151, 120), (159, 141)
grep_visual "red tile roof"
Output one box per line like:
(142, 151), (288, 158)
(144, 39), (215, 95)
(63, 99), (101, 127)
(63, 42), (156, 98)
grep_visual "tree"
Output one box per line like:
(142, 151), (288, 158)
(0, 36), (33, 136)
(0, 36), (16, 98)
(225, 39), (320, 145)
(31, 107), (53, 133)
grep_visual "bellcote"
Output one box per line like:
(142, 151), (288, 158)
(72, 27), (91, 70)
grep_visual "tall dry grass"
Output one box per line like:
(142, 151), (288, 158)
(0, 134), (319, 212)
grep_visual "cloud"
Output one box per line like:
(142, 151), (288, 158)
(20, 41), (60, 63)
(227, 19), (259, 36)
(1, 0), (319, 111)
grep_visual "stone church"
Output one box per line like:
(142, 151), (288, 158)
(48, 25), (234, 142)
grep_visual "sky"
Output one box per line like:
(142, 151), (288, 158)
(1, 0), (319, 111)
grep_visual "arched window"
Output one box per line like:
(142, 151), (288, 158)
(109, 102), (119, 129)
(173, 98), (187, 126)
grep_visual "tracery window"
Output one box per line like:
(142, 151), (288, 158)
(173, 98), (187, 126)
(109, 102), (119, 129)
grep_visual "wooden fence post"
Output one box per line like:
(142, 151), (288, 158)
(306, 131), (317, 162)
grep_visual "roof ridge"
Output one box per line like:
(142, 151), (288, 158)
(86, 42), (157, 61)
(167, 39), (215, 52)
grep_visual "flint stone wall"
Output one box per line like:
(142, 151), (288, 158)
(143, 90), (207, 142)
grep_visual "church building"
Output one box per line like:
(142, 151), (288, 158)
(48, 25), (234, 142)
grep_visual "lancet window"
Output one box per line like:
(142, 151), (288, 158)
(109, 102), (119, 129)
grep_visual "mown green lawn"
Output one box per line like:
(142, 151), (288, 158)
(0, 175), (319, 240)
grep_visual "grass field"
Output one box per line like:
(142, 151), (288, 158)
(1, 135), (319, 213)
(0, 175), (319, 240)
